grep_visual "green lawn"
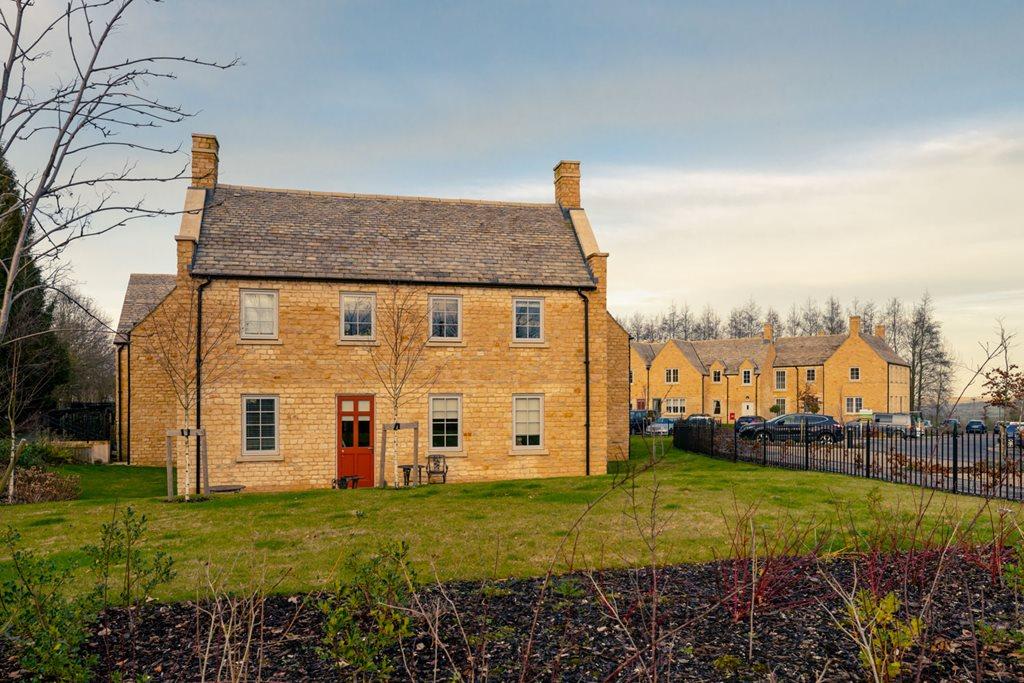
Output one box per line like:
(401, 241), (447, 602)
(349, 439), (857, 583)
(0, 438), (1006, 600)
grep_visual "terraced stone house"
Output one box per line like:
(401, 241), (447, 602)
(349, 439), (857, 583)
(115, 134), (629, 492)
(630, 318), (910, 421)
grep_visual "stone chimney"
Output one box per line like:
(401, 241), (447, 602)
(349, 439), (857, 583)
(874, 324), (886, 339)
(554, 160), (581, 208)
(191, 133), (219, 189)
(849, 315), (862, 336)
(763, 323), (773, 343)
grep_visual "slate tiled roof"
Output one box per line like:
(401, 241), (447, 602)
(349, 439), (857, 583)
(688, 337), (771, 373)
(862, 334), (909, 365)
(631, 341), (666, 365)
(190, 185), (596, 289)
(116, 273), (176, 340)
(773, 334), (847, 366)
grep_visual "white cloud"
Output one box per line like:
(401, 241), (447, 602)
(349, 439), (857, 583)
(449, 125), (1024, 392)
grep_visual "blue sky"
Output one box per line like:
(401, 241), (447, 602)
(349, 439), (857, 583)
(46, 0), (1024, 391)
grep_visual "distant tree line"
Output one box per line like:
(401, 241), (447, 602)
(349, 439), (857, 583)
(1, 155), (115, 436)
(619, 294), (955, 417)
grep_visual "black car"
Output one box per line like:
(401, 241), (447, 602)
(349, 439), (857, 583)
(738, 413), (844, 444)
(734, 415), (764, 430)
(965, 419), (987, 434)
(629, 410), (653, 435)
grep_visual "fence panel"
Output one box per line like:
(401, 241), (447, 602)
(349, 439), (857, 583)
(671, 419), (1024, 502)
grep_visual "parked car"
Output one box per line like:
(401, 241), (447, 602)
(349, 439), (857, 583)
(738, 413), (844, 443)
(685, 413), (714, 425)
(629, 410), (652, 435)
(645, 416), (677, 436)
(1005, 422), (1023, 446)
(965, 419), (987, 434)
(941, 418), (961, 433)
(872, 412), (921, 438)
(734, 415), (764, 430)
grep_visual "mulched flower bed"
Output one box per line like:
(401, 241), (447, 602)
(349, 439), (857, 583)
(4, 555), (1024, 681)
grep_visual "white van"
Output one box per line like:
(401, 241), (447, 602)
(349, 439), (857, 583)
(872, 412), (921, 438)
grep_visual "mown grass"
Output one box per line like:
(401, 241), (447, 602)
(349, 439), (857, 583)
(0, 438), (1007, 600)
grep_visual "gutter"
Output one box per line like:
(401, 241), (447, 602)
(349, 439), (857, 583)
(576, 290), (591, 476)
(195, 277), (212, 493)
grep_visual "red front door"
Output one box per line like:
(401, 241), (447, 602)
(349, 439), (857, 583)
(337, 395), (374, 487)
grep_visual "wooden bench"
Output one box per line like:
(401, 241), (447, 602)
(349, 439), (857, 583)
(209, 484), (245, 494)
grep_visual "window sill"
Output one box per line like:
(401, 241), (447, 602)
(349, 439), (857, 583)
(337, 339), (380, 347)
(509, 448), (549, 456)
(237, 339), (282, 346)
(426, 339), (465, 347)
(237, 454), (283, 463)
(510, 341), (549, 348)
(430, 450), (468, 458)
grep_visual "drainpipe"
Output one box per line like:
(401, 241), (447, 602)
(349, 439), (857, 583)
(116, 344), (123, 460)
(126, 333), (132, 465)
(195, 278), (212, 493)
(576, 290), (591, 476)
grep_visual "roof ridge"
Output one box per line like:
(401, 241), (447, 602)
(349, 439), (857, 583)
(215, 183), (559, 209)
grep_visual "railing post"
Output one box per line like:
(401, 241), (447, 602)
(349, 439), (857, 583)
(952, 425), (959, 493)
(733, 424), (738, 462)
(865, 424), (872, 478)
(804, 420), (810, 470)
(762, 427), (767, 466)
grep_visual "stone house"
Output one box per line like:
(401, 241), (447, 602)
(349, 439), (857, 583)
(115, 134), (629, 492)
(629, 317), (909, 421)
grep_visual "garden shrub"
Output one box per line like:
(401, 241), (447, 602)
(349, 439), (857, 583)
(318, 540), (416, 676)
(846, 590), (921, 683)
(2, 439), (76, 469)
(7, 466), (80, 504)
(0, 506), (174, 680)
(0, 528), (97, 681)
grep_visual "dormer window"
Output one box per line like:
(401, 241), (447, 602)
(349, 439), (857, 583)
(712, 370), (722, 383)
(742, 369), (752, 385)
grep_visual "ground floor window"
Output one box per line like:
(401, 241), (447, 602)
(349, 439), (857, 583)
(513, 395), (543, 448)
(243, 395), (278, 455)
(774, 398), (787, 413)
(846, 397), (864, 414)
(712, 400), (722, 415)
(664, 398), (686, 415)
(430, 395), (461, 449)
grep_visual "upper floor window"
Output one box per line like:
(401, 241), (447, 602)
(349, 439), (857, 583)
(775, 369), (787, 391)
(240, 289), (278, 339)
(665, 368), (679, 384)
(712, 370), (722, 383)
(850, 367), (861, 381)
(742, 369), (752, 385)
(242, 395), (278, 455)
(513, 298), (543, 341)
(513, 394), (543, 449)
(341, 293), (375, 340)
(806, 368), (817, 383)
(429, 395), (461, 450)
(429, 296), (462, 341)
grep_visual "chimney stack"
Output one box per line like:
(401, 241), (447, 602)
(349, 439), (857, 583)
(763, 322), (773, 343)
(553, 160), (581, 208)
(191, 133), (219, 189)
(874, 324), (886, 339)
(849, 315), (862, 336)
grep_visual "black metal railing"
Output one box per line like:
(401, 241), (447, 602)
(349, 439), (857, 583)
(673, 420), (1024, 501)
(43, 402), (115, 442)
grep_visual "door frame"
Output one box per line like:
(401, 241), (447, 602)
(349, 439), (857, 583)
(336, 394), (375, 487)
